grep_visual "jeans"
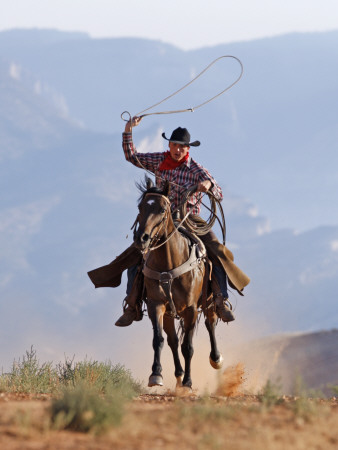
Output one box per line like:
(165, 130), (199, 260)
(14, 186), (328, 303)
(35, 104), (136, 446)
(212, 264), (229, 299)
(126, 264), (138, 295)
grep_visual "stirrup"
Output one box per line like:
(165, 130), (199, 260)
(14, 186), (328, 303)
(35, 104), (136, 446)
(115, 303), (143, 327)
(122, 296), (143, 321)
(214, 294), (235, 323)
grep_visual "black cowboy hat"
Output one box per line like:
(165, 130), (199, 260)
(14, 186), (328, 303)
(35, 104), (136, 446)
(162, 127), (200, 147)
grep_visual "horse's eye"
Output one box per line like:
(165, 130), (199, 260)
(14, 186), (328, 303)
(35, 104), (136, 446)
(161, 208), (166, 214)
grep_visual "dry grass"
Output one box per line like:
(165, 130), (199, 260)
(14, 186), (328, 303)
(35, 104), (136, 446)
(1, 349), (337, 449)
(0, 393), (337, 449)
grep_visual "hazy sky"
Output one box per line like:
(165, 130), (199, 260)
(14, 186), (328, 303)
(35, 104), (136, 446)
(1, 0), (338, 49)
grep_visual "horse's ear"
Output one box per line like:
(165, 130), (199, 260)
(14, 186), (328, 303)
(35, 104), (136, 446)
(163, 180), (170, 197)
(146, 176), (154, 190)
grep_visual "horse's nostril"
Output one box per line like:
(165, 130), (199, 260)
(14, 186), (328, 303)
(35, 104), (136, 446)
(142, 233), (149, 242)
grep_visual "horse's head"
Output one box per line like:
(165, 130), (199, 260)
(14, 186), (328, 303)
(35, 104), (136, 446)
(134, 177), (171, 251)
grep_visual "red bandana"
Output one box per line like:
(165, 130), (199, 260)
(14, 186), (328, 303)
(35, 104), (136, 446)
(158, 151), (189, 171)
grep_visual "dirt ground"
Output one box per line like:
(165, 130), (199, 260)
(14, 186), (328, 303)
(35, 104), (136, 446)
(0, 392), (337, 450)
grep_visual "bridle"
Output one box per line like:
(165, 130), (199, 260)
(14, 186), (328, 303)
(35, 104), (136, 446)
(134, 192), (194, 253)
(136, 193), (172, 253)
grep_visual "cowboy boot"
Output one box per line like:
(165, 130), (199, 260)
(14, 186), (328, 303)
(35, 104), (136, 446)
(214, 294), (235, 323)
(115, 301), (142, 327)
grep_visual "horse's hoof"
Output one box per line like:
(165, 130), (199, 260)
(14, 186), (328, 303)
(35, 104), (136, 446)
(148, 374), (163, 387)
(209, 354), (224, 370)
(176, 375), (183, 388)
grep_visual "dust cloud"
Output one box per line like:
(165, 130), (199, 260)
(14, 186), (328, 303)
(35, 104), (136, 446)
(215, 362), (245, 396)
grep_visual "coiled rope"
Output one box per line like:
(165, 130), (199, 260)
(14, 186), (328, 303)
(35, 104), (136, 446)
(180, 186), (226, 244)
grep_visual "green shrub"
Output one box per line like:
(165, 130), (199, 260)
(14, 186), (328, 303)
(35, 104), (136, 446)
(258, 379), (284, 408)
(1, 346), (58, 394)
(57, 357), (142, 396)
(330, 384), (338, 396)
(0, 347), (142, 397)
(51, 382), (127, 433)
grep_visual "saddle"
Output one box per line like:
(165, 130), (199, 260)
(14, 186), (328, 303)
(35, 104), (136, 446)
(176, 225), (207, 260)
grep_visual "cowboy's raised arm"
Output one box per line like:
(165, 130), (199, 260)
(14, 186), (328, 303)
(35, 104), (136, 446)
(122, 116), (164, 172)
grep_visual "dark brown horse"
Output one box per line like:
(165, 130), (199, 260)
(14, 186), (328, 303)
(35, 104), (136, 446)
(134, 178), (223, 389)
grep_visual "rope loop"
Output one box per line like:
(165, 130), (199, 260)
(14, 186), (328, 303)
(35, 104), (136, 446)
(121, 111), (132, 122)
(121, 55), (243, 121)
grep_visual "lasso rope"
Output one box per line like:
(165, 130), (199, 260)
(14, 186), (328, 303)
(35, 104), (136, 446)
(121, 55), (243, 121)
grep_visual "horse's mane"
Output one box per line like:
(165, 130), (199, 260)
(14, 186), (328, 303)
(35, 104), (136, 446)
(136, 176), (169, 206)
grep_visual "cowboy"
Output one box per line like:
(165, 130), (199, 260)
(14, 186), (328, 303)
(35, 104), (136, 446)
(101, 116), (250, 326)
(87, 118), (250, 324)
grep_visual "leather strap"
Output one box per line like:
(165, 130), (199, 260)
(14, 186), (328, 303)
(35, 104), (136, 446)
(143, 244), (202, 281)
(142, 244), (204, 316)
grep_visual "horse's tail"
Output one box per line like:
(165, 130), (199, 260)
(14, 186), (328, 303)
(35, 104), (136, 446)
(176, 312), (204, 345)
(176, 318), (185, 344)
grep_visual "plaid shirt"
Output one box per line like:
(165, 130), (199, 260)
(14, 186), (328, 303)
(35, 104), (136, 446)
(123, 132), (223, 214)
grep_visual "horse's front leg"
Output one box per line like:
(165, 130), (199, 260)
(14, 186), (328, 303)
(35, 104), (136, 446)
(181, 307), (198, 388)
(163, 314), (184, 388)
(205, 308), (223, 369)
(148, 301), (166, 387)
